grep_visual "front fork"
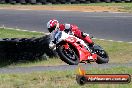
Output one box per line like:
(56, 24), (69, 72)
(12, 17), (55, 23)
(63, 43), (69, 49)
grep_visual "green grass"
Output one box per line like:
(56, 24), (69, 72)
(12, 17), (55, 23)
(0, 28), (44, 38)
(0, 67), (131, 88)
(8, 39), (132, 68)
(93, 39), (132, 63)
(81, 3), (132, 12)
(8, 38), (132, 67)
(0, 28), (131, 88)
(51, 2), (132, 7)
(9, 58), (66, 67)
(0, 27), (132, 67)
(48, 3), (132, 12)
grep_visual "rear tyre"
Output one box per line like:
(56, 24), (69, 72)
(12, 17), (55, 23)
(114, 0), (122, 2)
(20, 0), (26, 4)
(0, 0), (6, 4)
(85, 0), (90, 3)
(104, 0), (111, 3)
(125, 0), (131, 2)
(66, 0), (71, 4)
(29, 0), (36, 4)
(41, 0), (47, 4)
(41, 35), (58, 57)
(70, 0), (76, 3)
(95, 50), (109, 64)
(79, 0), (86, 3)
(57, 43), (79, 65)
(9, 0), (16, 4)
(94, 45), (109, 64)
(57, 0), (66, 4)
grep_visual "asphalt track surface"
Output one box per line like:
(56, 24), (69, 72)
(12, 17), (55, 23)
(0, 63), (132, 74)
(0, 10), (132, 42)
(0, 9), (132, 73)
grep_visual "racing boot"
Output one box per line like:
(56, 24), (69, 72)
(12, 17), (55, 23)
(89, 43), (95, 53)
(81, 33), (95, 53)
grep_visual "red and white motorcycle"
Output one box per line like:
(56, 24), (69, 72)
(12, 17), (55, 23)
(50, 30), (109, 65)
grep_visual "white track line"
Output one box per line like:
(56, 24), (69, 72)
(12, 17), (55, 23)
(0, 26), (44, 33)
(99, 39), (105, 41)
(93, 38), (131, 44)
(0, 26), (131, 44)
(128, 42), (132, 44)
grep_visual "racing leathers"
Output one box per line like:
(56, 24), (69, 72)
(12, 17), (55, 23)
(59, 24), (94, 46)
(49, 23), (94, 51)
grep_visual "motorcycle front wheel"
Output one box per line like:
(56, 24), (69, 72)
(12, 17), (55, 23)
(56, 43), (79, 65)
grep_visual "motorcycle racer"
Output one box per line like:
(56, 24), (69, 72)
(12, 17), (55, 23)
(47, 19), (94, 49)
(46, 19), (109, 64)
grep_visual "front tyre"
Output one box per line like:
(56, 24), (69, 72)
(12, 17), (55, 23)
(56, 44), (79, 65)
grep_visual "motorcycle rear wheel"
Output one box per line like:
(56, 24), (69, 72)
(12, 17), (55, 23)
(95, 48), (109, 64)
(92, 44), (109, 64)
(56, 43), (79, 65)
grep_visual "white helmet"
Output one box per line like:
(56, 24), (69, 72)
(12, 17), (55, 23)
(47, 19), (59, 33)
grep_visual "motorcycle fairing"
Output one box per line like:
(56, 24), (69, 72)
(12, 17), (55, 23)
(64, 36), (91, 62)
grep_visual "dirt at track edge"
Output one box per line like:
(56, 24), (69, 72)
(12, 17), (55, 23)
(0, 5), (124, 12)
